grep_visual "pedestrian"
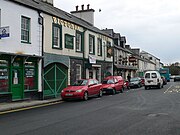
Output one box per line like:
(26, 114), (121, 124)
(127, 74), (131, 82)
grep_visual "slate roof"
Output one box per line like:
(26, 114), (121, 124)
(9, 0), (112, 38)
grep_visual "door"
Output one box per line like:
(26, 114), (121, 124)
(43, 63), (68, 98)
(12, 67), (23, 101)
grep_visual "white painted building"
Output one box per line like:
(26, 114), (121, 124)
(0, 0), (42, 102)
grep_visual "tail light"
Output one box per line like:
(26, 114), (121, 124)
(157, 78), (159, 82)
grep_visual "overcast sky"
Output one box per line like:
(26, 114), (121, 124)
(54, 0), (180, 64)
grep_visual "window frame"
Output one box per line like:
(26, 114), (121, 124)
(97, 38), (102, 56)
(76, 64), (81, 80)
(52, 23), (62, 49)
(21, 16), (31, 44)
(89, 34), (95, 55)
(65, 34), (74, 49)
(76, 31), (83, 52)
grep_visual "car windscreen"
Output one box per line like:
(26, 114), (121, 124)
(130, 78), (139, 82)
(73, 80), (88, 86)
(145, 73), (150, 78)
(102, 79), (114, 84)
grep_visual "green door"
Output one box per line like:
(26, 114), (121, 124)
(12, 60), (23, 101)
(43, 63), (68, 98)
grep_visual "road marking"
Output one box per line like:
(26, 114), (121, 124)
(164, 85), (173, 93)
(0, 101), (64, 115)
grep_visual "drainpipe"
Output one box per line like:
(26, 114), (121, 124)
(82, 28), (87, 79)
(38, 11), (44, 100)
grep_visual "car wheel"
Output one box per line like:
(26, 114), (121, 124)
(158, 84), (161, 89)
(112, 89), (116, 95)
(120, 87), (124, 93)
(98, 90), (103, 97)
(83, 92), (88, 101)
(145, 86), (148, 90)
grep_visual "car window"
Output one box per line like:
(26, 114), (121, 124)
(151, 73), (157, 78)
(145, 73), (150, 78)
(114, 78), (118, 83)
(102, 79), (114, 84)
(73, 80), (88, 86)
(94, 80), (98, 84)
(89, 80), (94, 85)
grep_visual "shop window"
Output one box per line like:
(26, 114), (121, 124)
(21, 16), (31, 43)
(76, 31), (83, 52)
(76, 64), (81, 80)
(52, 23), (62, 49)
(0, 60), (9, 93)
(89, 34), (95, 55)
(65, 34), (74, 49)
(96, 68), (101, 81)
(24, 61), (37, 90)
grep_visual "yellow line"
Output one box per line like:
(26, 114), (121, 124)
(0, 101), (63, 115)
(164, 85), (173, 93)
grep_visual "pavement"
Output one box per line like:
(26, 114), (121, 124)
(0, 98), (62, 113)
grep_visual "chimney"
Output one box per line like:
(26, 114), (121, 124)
(81, 4), (84, 10)
(76, 5), (79, 11)
(71, 4), (95, 26)
(41, 0), (53, 5)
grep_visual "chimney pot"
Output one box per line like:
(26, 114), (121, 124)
(87, 4), (90, 10)
(81, 4), (84, 10)
(76, 5), (78, 11)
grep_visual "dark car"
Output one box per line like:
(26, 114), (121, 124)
(129, 77), (142, 88)
(174, 76), (180, 82)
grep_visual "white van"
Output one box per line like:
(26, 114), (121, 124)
(144, 70), (163, 89)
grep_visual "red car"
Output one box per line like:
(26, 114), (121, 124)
(102, 76), (124, 94)
(61, 79), (102, 101)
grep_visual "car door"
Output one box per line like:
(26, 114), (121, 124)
(87, 79), (95, 95)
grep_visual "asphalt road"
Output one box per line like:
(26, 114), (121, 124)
(0, 81), (180, 135)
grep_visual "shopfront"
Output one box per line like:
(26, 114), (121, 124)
(0, 54), (40, 102)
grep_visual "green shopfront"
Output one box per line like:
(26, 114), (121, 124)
(0, 54), (41, 102)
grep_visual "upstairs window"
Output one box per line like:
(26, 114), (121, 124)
(97, 38), (102, 56)
(65, 34), (74, 49)
(107, 41), (112, 58)
(89, 34), (95, 55)
(76, 31), (83, 52)
(21, 16), (31, 43)
(52, 24), (62, 49)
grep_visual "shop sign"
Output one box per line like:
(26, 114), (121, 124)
(0, 26), (10, 38)
(25, 68), (35, 77)
(129, 56), (136, 62)
(52, 17), (80, 31)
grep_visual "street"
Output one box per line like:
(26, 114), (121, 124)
(0, 81), (180, 135)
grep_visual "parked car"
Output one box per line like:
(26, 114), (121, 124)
(144, 70), (163, 89)
(161, 76), (167, 85)
(102, 76), (124, 94)
(174, 75), (180, 82)
(61, 79), (102, 101)
(129, 77), (142, 88)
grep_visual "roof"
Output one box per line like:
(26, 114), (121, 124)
(9, 0), (112, 38)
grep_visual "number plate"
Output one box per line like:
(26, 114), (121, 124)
(65, 93), (73, 96)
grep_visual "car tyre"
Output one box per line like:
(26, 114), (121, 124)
(120, 87), (124, 93)
(112, 89), (116, 95)
(98, 90), (103, 97)
(83, 92), (88, 101)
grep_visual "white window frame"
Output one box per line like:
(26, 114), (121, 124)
(76, 64), (81, 80)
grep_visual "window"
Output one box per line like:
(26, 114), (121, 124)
(76, 31), (83, 52)
(65, 34), (74, 49)
(114, 49), (117, 64)
(21, 16), (31, 43)
(0, 60), (9, 93)
(107, 41), (112, 58)
(152, 73), (157, 78)
(24, 61), (37, 91)
(76, 64), (81, 80)
(52, 24), (62, 49)
(97, 38), (102, 56)
(89, 35), (95, 54)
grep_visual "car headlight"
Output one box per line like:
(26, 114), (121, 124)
(107, 87), (113, 89)
(61, 90), (64, 93)
(76, 89), (83, 92)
